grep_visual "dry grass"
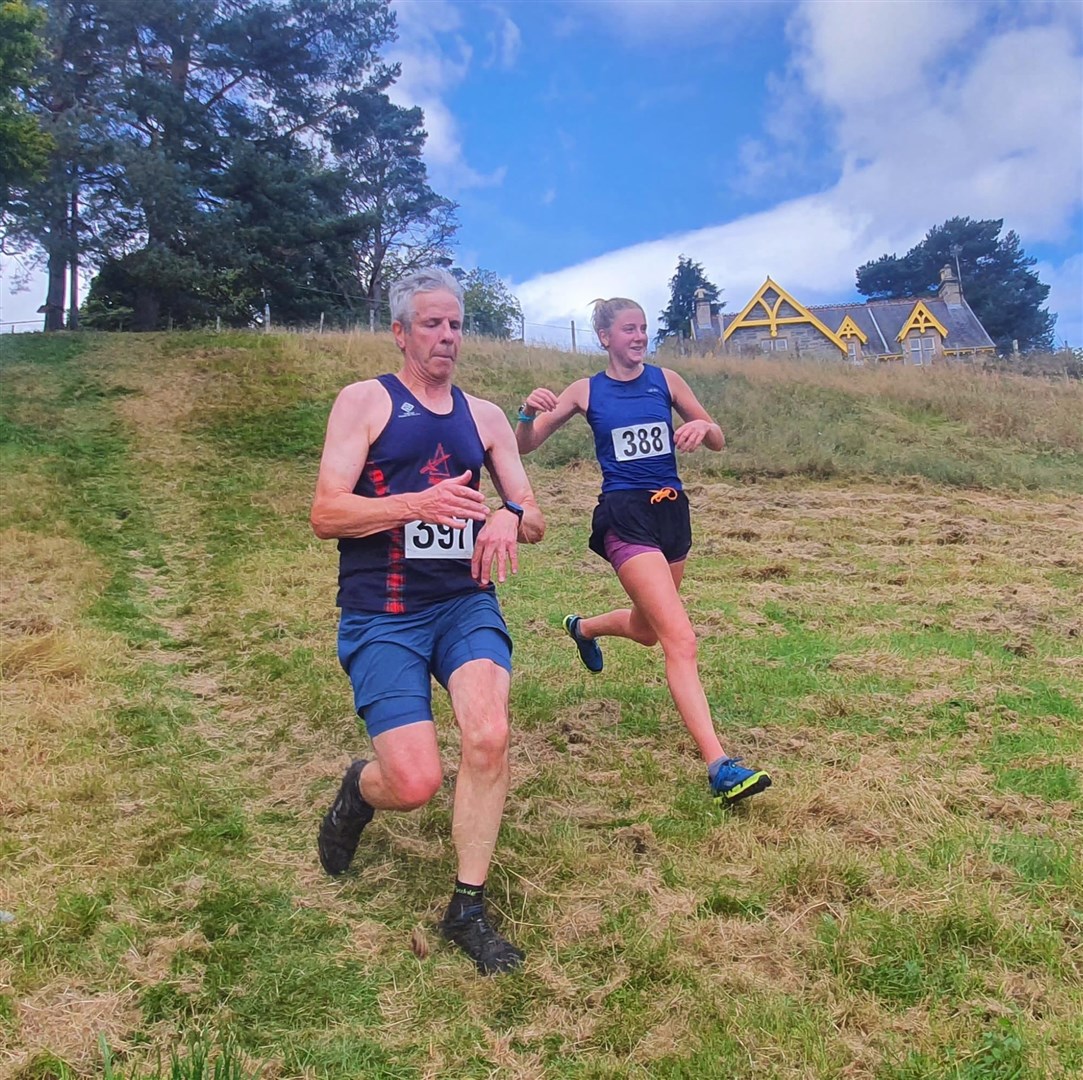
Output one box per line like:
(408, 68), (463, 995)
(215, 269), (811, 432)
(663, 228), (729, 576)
(1, 331), (1080, 1079)
(681, 353), (1083, 452)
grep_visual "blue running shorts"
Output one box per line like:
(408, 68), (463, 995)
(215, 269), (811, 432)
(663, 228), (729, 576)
(338, 589), (512, 739)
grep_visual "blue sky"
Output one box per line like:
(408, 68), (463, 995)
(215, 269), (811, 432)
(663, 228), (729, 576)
(3, 0), (1081, 347)
(386, 0), (1083, 348)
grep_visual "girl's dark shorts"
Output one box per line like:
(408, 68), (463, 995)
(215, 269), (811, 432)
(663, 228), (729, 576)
(588, 488), (692, 565)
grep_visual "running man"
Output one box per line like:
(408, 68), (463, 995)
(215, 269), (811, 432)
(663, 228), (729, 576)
(311, 267), (544, 974)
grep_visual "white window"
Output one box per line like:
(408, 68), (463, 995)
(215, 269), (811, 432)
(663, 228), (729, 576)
(847, 341), (859, 361)
(774, 337), (788, 350)
(760, 337), (789, 352)
(909, 334), (937, 365)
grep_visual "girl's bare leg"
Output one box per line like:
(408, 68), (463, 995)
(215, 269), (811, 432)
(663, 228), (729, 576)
(584, 553), (725, 763)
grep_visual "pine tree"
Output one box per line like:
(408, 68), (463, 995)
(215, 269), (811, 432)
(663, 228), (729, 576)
(656, 255), (722, 345)
(856, 217), (1055, 353)
(331, 91), (458, 323)
(10, 0), (427, 331)
(0, 0), (52, 206)
(4, 0), (112, 330)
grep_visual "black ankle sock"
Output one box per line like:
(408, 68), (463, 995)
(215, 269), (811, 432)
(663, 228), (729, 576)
(447, 880), (485, 921)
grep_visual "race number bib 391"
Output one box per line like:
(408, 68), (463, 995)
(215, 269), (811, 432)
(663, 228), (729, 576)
(611, 422), (671, 461)
(404, 519), (475, 559)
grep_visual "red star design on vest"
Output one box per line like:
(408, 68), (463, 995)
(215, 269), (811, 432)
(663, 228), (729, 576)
(420, 443), (453, 485)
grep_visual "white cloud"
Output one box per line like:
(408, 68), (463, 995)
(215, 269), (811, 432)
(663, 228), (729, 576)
(738, 3), (1083, 238)
(788, 1), (981, 112)
(541, 187), (557, 206)
(387, 0), (506, 189)
(516, 0), (1083, 347)
(514, 192), (891, 342)
(485, 8), (522, 69)
(824, 19), (1083, 241)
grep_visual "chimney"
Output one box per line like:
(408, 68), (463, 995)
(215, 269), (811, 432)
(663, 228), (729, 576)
(694, 287), (713, 330)
(938, 264), (962, 304)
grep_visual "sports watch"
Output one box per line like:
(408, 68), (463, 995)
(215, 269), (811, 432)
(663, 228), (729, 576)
(502, 500), (525, 523)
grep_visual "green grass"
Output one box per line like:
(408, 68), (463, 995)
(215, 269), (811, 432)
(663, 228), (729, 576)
(2, 330), (1081, 1078)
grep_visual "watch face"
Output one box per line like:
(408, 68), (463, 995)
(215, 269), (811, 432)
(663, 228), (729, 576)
(504, 501), (524, 519)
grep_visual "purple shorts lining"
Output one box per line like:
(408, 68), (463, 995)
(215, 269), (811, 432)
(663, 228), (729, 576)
(603, 530), (671, 571)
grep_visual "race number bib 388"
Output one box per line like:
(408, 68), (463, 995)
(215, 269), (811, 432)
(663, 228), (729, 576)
(611, 422), (671, 461)
(404, 519), (474, 559)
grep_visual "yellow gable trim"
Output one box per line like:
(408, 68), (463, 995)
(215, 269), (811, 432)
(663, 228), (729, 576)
(896, 300), (948, 342)
(836, 315), (868, 344)
(723, 276), (846, 352)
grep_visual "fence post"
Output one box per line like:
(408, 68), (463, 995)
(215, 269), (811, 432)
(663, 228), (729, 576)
(369, 306), (375, 334)
(264, 303), (271, 332)
(215, 315), (221, 333)
(319, 311), (325, 334)
(520, 315), (525, 343)
(570, 320), (577, 353)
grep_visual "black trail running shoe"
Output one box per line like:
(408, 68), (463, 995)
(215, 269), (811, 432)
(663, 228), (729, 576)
(318, 759), (374, 876)
(439, 907), (525, 975)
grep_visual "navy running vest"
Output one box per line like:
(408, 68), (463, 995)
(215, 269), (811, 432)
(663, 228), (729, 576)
(337, 374), (489, 614)
(586, 364), (681, 493)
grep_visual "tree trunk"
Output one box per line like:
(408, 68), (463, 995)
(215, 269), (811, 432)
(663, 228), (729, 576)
(43, 249), (67, 332)
(42, 200), (68, 331)
(41, 152), (71, 331)
(68, 186), (80, 330)
(133, 286), (160, 332)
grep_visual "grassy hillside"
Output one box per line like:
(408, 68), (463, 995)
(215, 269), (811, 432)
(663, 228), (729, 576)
(1, 331), (1081, 1079)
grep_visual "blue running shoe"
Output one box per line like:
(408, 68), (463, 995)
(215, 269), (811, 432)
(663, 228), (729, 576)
(710, 757), (771, 805)
(563, 614), (603, 673)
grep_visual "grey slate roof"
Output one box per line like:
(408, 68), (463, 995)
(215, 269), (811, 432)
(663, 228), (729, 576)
(720, 293), (995, 355)
(860, 298), (994, 351)
(802, 303), (888, 351)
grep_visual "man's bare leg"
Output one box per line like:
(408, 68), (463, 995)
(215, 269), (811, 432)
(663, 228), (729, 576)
(446, 659), (511, 884)
(363, 722), (443, 809)
(318, 721), (442, 876)
(440, 658), (523, 974)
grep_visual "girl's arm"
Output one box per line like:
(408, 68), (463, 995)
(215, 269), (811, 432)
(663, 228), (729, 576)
(663, 369), (725, 453)
(515, 379), (590, 454)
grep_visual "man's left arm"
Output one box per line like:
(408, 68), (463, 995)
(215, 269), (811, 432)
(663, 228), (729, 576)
(469, 397), (545, 586)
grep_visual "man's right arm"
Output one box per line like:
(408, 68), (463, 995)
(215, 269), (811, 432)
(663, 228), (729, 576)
(310, 380), (488, 540)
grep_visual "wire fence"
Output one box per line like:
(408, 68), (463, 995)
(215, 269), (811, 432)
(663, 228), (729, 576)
(0, 318), (43, 333)
(1, 306), (606, 356)
(247, 306), (602, 352)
